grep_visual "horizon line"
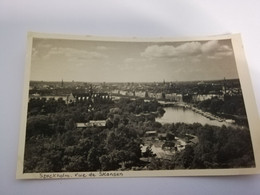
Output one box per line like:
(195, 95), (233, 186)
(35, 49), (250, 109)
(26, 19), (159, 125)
(30, 77), (239, 83)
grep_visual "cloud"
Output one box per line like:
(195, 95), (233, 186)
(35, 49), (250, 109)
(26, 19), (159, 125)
(202, 41), (233, 59)
(141, 43), (200, 58)
(32, 43), (52, 58)
(43, 47), (107, 60)
(141, 40), (233, 59)
(124, 57), (135, 64)
(119, 57), (156, 71)
(201, 40), (219, 53)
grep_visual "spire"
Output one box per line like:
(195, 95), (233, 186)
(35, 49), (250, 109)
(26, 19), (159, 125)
(223, 77), (226, 94)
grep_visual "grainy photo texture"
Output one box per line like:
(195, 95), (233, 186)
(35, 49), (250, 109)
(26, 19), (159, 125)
(17, 33), (260, 179)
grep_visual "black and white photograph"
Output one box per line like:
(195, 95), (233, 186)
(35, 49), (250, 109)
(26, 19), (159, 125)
(17, 33), (260, 179)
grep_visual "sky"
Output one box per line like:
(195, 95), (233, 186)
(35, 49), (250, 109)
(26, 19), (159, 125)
(30, 37), (238, 82)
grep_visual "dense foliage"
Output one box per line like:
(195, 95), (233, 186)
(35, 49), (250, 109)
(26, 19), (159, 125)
(24, 98), (162, 172)
(147, 123), (255, 170)
(24, 97), (255, 172)
(196, 95), (247, 116)
(195, 95), (248, 126)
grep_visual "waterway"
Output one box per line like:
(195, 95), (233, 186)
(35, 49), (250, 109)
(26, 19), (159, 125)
(156, 106), (231, 127)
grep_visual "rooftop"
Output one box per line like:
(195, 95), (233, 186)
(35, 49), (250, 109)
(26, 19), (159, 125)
(76, 120), (106, 128)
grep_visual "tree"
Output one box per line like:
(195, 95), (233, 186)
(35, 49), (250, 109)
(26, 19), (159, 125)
(105, 119), (113, 129)
(26, 115), (53, 138)
(93, 111), (105, 120)
(64, 118), (75, 131)
(87, 147), (100, 171)
(166, 132), (175, 141)
(157, 107), (165, 116)
(99, 155), (112, 171)
(143, 146), (155, 158)
(173, 145), (194, 169)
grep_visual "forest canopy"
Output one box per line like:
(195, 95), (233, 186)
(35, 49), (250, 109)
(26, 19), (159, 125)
(24, 97), (255, 172)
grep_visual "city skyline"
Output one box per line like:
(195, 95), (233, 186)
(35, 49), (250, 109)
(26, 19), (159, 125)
(31, 38), (239, 82)
(30, 78), (236, 83)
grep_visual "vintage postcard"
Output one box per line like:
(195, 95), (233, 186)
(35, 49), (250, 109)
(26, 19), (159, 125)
(17, 32), (260, 179)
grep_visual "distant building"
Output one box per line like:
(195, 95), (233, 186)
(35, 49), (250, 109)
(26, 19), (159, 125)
(119, 90), (127, 96)
(31, 93), (40, 97)
(197, 81), (205, 85)
(148, 92), (156, 99)
(126, 91), (135, 96)
(29, 95), (67, 102)
(135, 91), (146, 98)
(66, 92), (111, 104)
(155, 93), (163, 99)
(191, 94), (223, 102)
(165, 93), (183, 102)
(192, 94), (213, 102)
(111, 90), (120, 94)
(43, 84), (49, 89)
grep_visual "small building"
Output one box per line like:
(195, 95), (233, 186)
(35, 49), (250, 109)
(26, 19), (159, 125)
(185, 134), (199, 145)
(158, 133), (167, 140)
(145, 130), (157, 137)
(67, 93), (76, 103)
(76, 120), (106, 128)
